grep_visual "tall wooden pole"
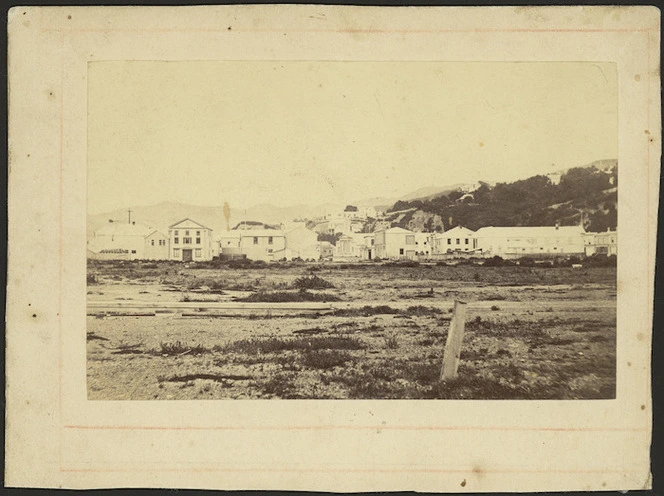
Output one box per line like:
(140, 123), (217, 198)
(441, 300), (467, 380)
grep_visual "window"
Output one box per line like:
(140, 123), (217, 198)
(268, 237), (273, 245)
(173, 248), (180, 257)
(267, 249), (273, 253)
(415, 241), (419, 245)
(196, 237), (201, 244)
(195, 249), (202, 257)
(175, 230), (179, 236)
(131, 250), (136, 254)
(465, 239), (469, 245)
(399, 248), (404, 255)
(196, 231), (200, 236)
(447, 239), (451, 245)
(185, 231), (190, 236)
(151, 240), (155, 246)
(174, 237), (179, 244)
(253, 237), (258, 245)
(371, 239), (374, 246)
(160, 240), (166, 246)
(456, 238), (460, 245)
(184, 237), (192, 244)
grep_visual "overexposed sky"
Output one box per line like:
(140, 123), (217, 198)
(88, 61), (617, 214)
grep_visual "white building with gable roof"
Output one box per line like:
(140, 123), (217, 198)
(168, 218), (214, 261)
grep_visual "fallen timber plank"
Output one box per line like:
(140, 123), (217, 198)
(87, 300), (332, 316)
(88, 301), (332, 310)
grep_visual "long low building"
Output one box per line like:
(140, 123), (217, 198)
(87, 221), (169, 261)
(474, 225), (586, 259)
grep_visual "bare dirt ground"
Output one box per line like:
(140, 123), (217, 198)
(87, 261), (616, 400)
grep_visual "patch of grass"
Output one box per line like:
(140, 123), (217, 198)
(292, 327), (327, 335)
(418, 336), (437, 346)
(301, 350), (351, 369)
(87, 274), (98, 284)
(160, 373), (251, 383)
(292, 275), (335, 289)
(491, 305), (500, 311)
(331, 305), (400, 317)
(220, 336), (365, 354)
(259, 372), (302, 398)
(484, 294), (507, 301)
(405, 305), (444, 316)
(86, 332), (109, 341)
(155, 341), (210, 356)
(237, 289), (341, 303)
(384, 334), (399, 349)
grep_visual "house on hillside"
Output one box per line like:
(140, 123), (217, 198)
(144, 230), (170, 260)
(584, 229), (617, 256)
(474, 225), (586, 259)
(433, 226), (477, 254)
(374, 227), (417, 260)
(168, 218), (213, 261)
(87, 221), (153, 260)
(237, 229), (286, 262)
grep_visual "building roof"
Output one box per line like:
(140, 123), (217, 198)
(217, 231), (242, 239)
(236, 229), (285, 237)
(434, 226), (475, 238)
(94, 222), (152, 237)
(378, 227), (413, 234)
(145, 230), (168, 238)
(474, 226), (586, 238)
(168, 218), (212, 230)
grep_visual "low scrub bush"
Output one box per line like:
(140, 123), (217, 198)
(155, 341), (209, 356)
(292, 275), (335, 289)
(384, 260), (420, 268)
(301, 350), (351, 369)
(220, 336), (364, 354)
(331, 305), (400, 317)
(237, 289), (341, 303)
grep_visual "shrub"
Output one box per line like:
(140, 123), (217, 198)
(384, 260), (419, 267)
(301, 350), (351, 369)
(220, 336), (364, 354)
(87, 274), (98, 284)
(482, 256), (509, 267)
(384, 334), (399, 349)
(237, 289), (341, 303)
(331, 305), (400, 317)
(491, 305), (500, 311)
(292, 275), (335, 289)
(156, 341), (209, 356)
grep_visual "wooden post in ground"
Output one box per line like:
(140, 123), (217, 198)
(441, 300), (468, 380)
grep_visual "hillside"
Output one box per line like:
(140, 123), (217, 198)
(385, 160), (617, 233)
(87, 201), (342, 238)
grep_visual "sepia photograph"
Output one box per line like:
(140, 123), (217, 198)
(7, 5), (657, 490)
(86, 61), (618, 400)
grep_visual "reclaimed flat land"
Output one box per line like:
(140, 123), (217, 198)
(87, 261), (616, 400)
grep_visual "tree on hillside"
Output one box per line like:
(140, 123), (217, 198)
(317, 232), (343, 245)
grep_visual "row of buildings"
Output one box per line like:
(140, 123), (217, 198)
(88, 217), (617, 263)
